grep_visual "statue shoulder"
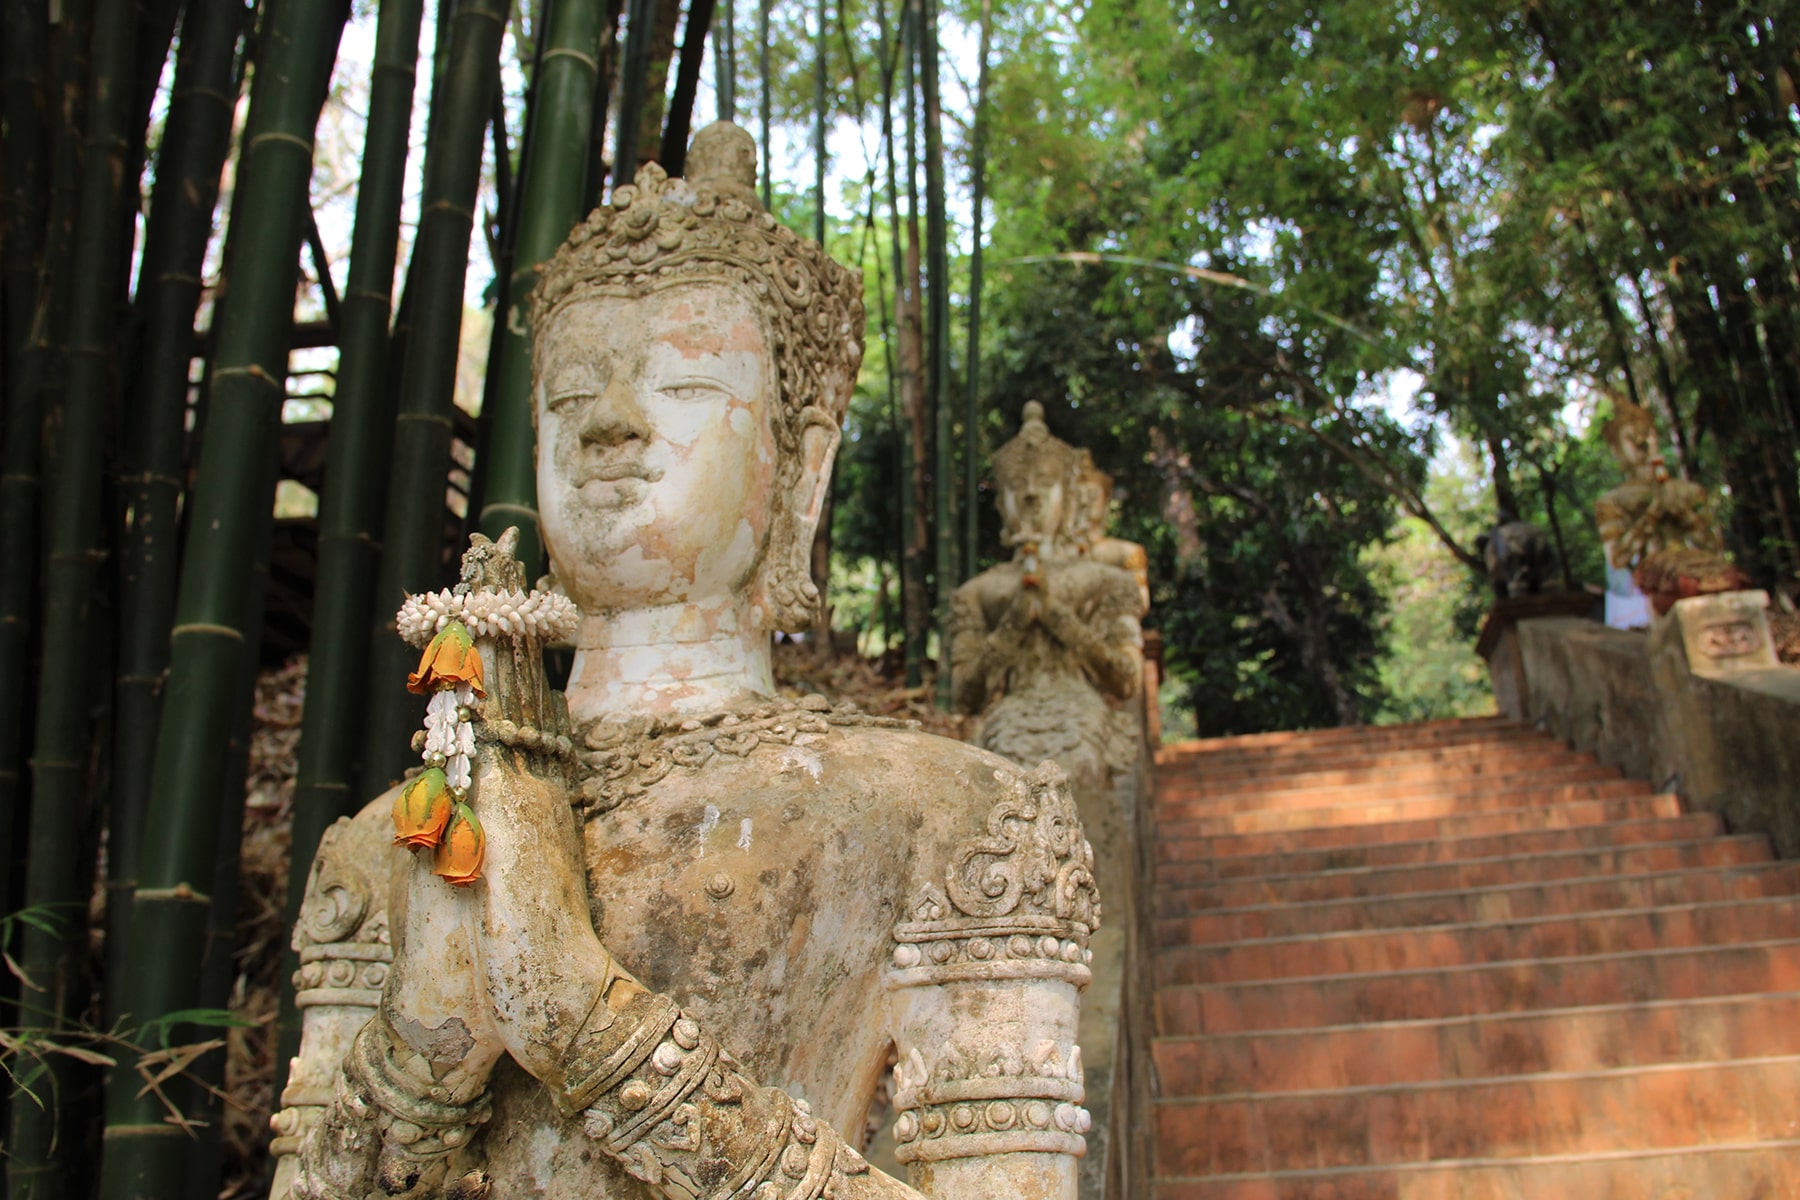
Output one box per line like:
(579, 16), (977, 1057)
(291, 786), (405, 961)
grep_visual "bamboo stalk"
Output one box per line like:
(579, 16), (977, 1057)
(476, 0), (601, 576)
(613, 0), (661, 184)
(659, 0), (717, 175)
(7, 0), (139, 1194)
(900, 0), (928, 687)
(95, 1), (350, 1193)
(813, 0), (827, 243)
(181, 513), (273, 1193)
(8, 0), (141, 1190)
(467, 32), (528, 524)
(106, 0), (248, 1029)
(758, 0), (770, 208)
(919, 0), (953, 707)
(581, 0), (625, 203)
(716, 0), (735, 121)
(1, 0), (49, 374)
(276, 0), (426, 1085)
(877, 0), (912, 675)
(962, 0), (989, 577)
(0, 0), (53, 929)
(359, 0), (509, 797)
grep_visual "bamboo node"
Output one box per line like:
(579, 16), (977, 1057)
(136, 883), (213, 905)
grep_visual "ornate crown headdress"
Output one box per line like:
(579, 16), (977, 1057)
(992, 401), (1083, 499)
(533, 123), (865, 452)
(1600, 397), (1659, 458)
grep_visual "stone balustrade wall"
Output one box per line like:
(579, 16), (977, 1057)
(1498, 604), (1800, 857)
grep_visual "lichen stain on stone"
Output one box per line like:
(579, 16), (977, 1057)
(394, 1012), (476, 1064)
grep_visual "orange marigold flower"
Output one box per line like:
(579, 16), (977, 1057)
(432, 803), (486, 886)
(407, 620), (486, 697)
(392, 768), (453, 849)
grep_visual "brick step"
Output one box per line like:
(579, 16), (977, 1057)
(1153, 837), (1771, 906)
(1157, 812), (1723, 877)
(1157, 745), (1594, 798)
(1164, 780), (1658, 837)
(1154, 939), (1800, 1036)
(1156, 861), (1800, 944)
(1155, 768), (1632, 821)
(1155, 895), (1800, 985)
(1149, 1139), (1800, 1200)
(1156, 732), (1553, 779)
(1152, 991), (1800, 1096)
(1154, 717), (1525, 763)
(1151, 1055), (1800, 1177)
(1158, 796), (1685, 862)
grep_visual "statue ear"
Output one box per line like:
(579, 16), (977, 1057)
(795, 418), (840, 538)
(762, 410), (841, 633)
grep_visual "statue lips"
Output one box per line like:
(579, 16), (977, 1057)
(575, 457), (665, 508)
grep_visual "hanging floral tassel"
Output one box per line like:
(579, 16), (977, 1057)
(390, 581), (579, 885)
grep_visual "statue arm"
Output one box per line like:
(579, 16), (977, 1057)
(949, 583), (1028, 714)
(290, 623), (927, 1200)
(883, 765), (1097, 1200)
(1037, 572), (1143, 700)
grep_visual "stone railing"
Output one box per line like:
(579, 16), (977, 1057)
(1479, 591), (1800, 857)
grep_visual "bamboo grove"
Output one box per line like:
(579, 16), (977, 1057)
(0, 0), (987, 1193)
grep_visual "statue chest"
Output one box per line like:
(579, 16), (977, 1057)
(574, 760), (921, 1128)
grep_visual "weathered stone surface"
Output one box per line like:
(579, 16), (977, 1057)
(1664, 590), (1778, 675)
(1517, 610), (1800, 857)
(273, 125), (1095, 1200)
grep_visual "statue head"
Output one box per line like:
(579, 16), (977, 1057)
(530, 123), (864, 633)
(991, 401), (1083, 556)
(1601, 397), (1661, 479)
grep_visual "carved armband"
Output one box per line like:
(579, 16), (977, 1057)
(568, 991), (883, 1200)
(887, 764), (1099, 1167)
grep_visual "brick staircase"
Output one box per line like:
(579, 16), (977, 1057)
(1149, 715), (1800, 1199)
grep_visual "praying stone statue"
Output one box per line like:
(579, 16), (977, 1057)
(948, 403), (1145, 794)
(1594, 398), (1747, 616)
(270, 125), (1098, 1200)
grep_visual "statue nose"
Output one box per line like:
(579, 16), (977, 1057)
(579, 371), (651, 447)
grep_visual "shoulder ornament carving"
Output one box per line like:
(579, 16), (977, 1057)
(290, 819), (392, 1012)
(574, 695), (913, 817)
(889, 763), (1099, 990)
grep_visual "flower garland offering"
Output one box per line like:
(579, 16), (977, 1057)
(390, 585), (580, 885)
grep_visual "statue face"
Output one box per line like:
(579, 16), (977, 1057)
(536, 283), (778, 609)
(1001, 459), (1070, 548)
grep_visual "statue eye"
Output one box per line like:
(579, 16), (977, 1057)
(545, 390), (592, 413)
(660, 381), (730, 402)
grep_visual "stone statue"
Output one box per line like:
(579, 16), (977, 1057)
(1594, 399), (1725, 569)
(948, 403), (1144, 794)
(1476, 512), (1556, 598)
(1593, 398), (1746, 615)
(1071, 451), (1149, 618)
(271, 125), (1098, 1200)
